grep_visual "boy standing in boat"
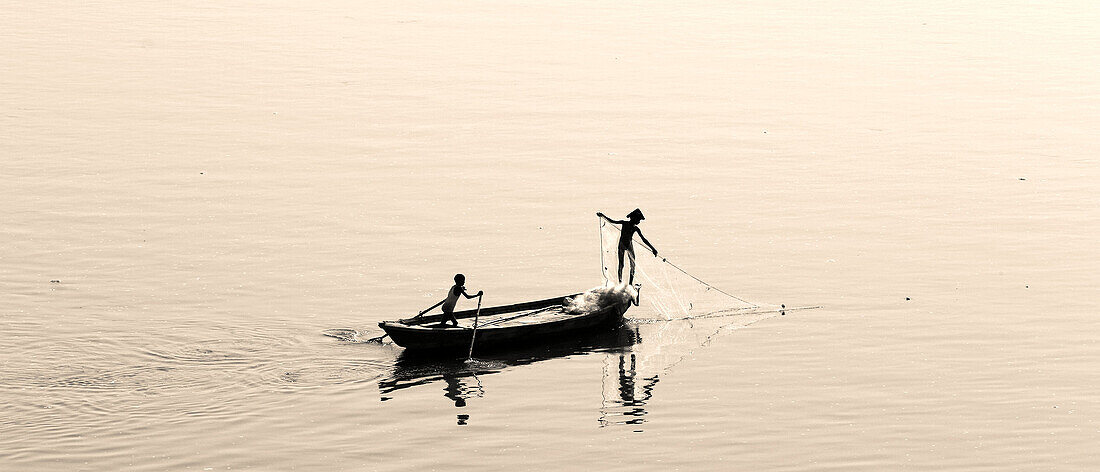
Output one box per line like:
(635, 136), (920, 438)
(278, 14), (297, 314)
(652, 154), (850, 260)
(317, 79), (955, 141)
(597, 209), (658, 285)
(420, 273), (482, 328)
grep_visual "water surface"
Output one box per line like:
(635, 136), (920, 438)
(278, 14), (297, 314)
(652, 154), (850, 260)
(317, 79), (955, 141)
(2, 1), (1098, 470)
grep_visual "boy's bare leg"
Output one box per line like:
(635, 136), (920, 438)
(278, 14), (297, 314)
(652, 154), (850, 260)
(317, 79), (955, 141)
(617, 246), (626, 283)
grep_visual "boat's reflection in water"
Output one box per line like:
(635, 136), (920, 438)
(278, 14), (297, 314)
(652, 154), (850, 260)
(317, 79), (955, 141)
(378, 323), (659, 427)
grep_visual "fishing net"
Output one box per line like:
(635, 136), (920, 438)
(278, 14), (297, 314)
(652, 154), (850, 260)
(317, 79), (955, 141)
(598, 214), (761, 321)
(563, 284), (635, 314)
(595, 214), (804, 426)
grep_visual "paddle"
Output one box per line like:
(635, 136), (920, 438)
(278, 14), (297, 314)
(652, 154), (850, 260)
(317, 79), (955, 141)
(413, 300), (445, 318)
(368, 300), (447, 343)
(465, 293), (483, 362)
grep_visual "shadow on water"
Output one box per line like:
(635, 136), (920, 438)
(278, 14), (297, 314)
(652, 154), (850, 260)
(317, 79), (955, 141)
(378, 323), (657, 426)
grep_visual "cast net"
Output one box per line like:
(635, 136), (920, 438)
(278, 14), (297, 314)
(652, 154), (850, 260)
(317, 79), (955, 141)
(598, 214), (762, 321)
(594, 214), (818, 426)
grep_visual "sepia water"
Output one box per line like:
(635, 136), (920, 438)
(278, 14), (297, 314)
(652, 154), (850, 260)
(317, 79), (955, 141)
(3, 1), (1098, 470)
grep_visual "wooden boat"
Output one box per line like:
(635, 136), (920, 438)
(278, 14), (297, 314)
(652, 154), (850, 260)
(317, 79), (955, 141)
(378, 292), (633, 352)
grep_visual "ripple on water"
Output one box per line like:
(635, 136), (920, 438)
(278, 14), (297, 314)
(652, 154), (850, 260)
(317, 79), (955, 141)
(138, 339), (253, 366)
(0, 324), (394, 444)
(255, 358), (392, 391)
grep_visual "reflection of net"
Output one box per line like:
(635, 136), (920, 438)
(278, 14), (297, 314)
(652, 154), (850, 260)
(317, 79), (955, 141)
(599, 312), (786, 428)
(599, 216), (761, 320)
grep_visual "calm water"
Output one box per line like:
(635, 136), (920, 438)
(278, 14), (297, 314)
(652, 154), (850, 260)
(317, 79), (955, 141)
(3, 1), (1098, 470)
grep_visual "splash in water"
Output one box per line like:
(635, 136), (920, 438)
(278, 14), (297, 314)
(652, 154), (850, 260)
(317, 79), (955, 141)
(321, 328), (365, 343)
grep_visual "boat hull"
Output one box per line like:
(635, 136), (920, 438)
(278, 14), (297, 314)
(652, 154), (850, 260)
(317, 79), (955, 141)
(379, 293), (631, 353)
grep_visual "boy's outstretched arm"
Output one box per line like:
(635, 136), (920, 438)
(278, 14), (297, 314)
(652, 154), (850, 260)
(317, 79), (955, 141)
(596, 212), (627, 224)
(463, 288), (484, 299)
(636, 229), (658, 256)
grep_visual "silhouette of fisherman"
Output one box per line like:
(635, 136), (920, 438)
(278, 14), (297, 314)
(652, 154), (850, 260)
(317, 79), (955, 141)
(597, 209), (658, 285)
(418, 274), (482, 328)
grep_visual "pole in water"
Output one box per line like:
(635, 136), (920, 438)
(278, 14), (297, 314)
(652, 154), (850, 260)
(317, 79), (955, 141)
(466, 294), (483, 361)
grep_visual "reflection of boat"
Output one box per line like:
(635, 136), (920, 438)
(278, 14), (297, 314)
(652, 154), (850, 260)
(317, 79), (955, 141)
(378, 293), (632, 352)
(379, 323), (644, 425)
(378, 318), (726, 429)
(379, 323), (642, 403)
(378, 315), (748, 429)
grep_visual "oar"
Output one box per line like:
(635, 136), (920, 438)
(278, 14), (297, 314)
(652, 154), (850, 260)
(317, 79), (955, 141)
(465, 293), (484, 362)
(371, 300), (447, 343)
(412, 300), (445, 319)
